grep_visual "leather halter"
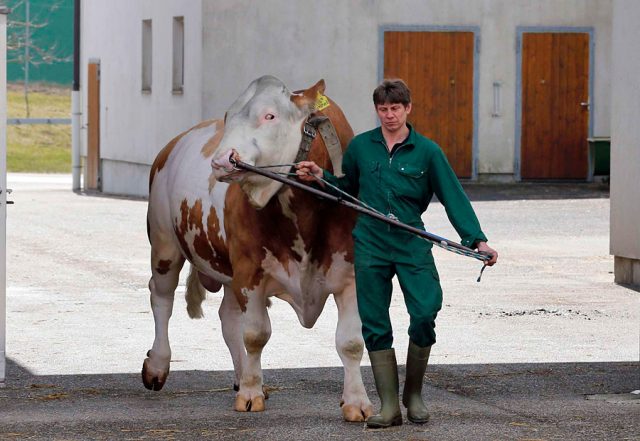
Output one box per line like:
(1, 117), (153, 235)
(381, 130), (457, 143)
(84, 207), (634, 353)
(292, 114), (344, 177)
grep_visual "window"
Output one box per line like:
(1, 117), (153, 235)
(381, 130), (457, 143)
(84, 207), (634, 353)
(172, 16), (184, 93)
(141, 19), (152, 92)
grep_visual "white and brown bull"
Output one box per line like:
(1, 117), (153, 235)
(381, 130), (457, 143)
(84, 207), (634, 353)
(143, 75), (373, 421)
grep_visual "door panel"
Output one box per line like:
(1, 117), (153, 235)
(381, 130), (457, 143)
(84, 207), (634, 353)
(87, 61), (100, 190)
(521, 33), (590, 179)
(384, 31), (475, 178)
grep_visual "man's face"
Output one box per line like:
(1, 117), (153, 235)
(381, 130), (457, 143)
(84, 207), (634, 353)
(375, 102), (412, 133)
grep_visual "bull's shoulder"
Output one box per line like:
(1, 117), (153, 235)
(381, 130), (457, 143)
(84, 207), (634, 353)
(150, 132), (186, 190)
(149, 119), (223, 189)
(200, 119), (225, 157)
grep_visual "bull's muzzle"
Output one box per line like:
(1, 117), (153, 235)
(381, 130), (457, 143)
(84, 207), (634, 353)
(212, 149), (244, 182)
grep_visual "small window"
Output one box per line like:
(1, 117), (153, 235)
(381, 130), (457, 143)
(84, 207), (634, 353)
(142, 19), (152, 92)
(172, 16), (184, 93)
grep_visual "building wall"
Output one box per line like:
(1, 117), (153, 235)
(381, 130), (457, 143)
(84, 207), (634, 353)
(610, 0), (640, 286)
(82, 0), (613, 196)
(81, 0), (202, 196)
(202, 0), (612, 180)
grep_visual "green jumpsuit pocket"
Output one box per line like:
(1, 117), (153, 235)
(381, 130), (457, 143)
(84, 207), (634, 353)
(397, 163), (426, 178)
(395, 162), (427, 199)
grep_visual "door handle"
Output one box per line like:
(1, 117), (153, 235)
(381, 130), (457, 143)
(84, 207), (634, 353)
(580, 101), (590, 109)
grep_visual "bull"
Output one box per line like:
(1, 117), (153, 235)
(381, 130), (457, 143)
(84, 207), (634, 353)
(143, 75), (373, 421)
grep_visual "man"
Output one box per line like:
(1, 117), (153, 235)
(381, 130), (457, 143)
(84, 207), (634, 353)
(296, 79), (498, 428)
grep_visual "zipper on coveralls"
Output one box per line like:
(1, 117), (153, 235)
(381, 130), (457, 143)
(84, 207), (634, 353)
(385, 142), (407, 230)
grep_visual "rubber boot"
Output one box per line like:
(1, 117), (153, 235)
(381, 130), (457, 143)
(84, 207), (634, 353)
(366, 349), (403, 428)
(402, 340), (431, 423)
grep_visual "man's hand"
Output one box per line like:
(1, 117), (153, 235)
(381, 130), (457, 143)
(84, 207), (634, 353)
(295, 161), (323, 182)
(475, 241), (498, 266)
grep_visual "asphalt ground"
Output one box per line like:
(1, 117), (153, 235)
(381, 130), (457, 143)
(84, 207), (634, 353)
(1, 174), (638, 440)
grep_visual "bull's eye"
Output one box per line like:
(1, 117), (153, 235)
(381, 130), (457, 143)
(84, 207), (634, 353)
(265, 113), (276, 121)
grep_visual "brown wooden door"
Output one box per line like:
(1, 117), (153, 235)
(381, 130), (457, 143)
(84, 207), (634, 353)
(87, 61), (100, 190)
(384, 31), (475, 178)
(521, 33), (590, 179)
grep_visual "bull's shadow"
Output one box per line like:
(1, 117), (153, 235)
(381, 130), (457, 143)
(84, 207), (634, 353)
(2, 358), (637, 440)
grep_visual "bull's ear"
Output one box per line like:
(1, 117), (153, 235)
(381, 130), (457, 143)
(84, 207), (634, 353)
(291, 79), (326, 110)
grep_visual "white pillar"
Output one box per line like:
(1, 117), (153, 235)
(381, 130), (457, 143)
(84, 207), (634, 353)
(611, 0), (640, 287)
(0, 5), (10, 386)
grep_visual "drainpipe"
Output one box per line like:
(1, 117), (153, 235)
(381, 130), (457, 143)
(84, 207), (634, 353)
(71, 0), (81, 191)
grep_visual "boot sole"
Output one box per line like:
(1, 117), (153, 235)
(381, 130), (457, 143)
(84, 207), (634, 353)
(366, 415), (403, 429)
(407, 414), (430, 424)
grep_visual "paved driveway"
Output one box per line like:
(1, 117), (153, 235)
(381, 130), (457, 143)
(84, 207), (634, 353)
(1, 174), (637, 440)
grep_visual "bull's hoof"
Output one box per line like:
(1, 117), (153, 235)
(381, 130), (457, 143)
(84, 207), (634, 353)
(340, 401), (374, 422)
(234, 394), (266, 412)
(142, 357), (169, 391)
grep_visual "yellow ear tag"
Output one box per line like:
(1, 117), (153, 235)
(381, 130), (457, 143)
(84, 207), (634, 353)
(315, 92), (330, 111)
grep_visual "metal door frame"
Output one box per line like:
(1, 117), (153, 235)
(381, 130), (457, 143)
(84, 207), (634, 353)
(515, 26), (595, 181)
(378, 25), (481, 179)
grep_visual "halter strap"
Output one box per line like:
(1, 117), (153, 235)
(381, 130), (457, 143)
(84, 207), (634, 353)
(292, 115), (344, 176)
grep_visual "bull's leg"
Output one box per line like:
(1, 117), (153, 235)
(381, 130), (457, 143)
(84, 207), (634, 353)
(142, 242), (185, 391)
(219, 286), (247, 390)
(334, 281), (374, 422)
(234, 289), (272, 412)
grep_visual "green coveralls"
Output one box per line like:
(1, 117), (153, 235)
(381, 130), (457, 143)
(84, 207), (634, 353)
(323, 125), (487, 351)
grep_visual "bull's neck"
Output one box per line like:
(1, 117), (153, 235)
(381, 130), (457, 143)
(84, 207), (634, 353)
(276, 187), (325, 231)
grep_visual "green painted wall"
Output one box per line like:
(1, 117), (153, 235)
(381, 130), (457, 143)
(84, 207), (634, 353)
(6, 0), (73, 85)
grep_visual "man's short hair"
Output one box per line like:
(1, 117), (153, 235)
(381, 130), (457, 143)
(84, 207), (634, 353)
(373, 79), (412, 107)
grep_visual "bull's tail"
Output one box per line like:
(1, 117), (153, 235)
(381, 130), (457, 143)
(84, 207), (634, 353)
(185, 264), (206, 319)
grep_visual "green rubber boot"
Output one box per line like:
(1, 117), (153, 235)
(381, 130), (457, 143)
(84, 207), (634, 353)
(402, 340), (431, 423)
(366, 349), (403, 429)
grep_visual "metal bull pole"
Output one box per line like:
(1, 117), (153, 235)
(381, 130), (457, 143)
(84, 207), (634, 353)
(230, 160), (492, 279)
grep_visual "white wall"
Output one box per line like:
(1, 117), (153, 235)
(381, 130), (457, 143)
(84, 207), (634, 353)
(0, 6), (8, 385)
(202, 0), (611, 178)
(610, 0), (640, 286)
(83, 0), (613, 195)
(81, 0), (203, 196)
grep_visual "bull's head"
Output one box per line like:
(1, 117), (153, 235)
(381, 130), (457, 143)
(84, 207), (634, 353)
(211, 75), (323, 208)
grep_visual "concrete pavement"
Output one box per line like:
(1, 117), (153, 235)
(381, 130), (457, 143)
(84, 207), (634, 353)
(0, 174), (637, 440)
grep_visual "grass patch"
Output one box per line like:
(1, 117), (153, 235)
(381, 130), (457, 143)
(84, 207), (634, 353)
(7, 83), (71, 173)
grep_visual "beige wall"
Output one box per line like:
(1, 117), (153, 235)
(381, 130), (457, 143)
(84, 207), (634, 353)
(610, 0), (640, 286)
(202, 0), (612, 179)
(81, 0), (614, 195)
